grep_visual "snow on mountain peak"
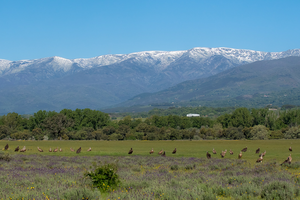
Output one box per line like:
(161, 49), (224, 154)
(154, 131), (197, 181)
(48, 56), (73, 72)
(0, 47), (300, 76)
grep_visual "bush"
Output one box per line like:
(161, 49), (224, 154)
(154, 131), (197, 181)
(270, 130), (284, 139)
(170, 165), (179, 171)
(10, 130), (32, 140)
(261, 181), (294, 200)
(109, 133), (122, 140)
(250, 125), (269, 140)
(193, 135), (202, 140)
(63, 187), (101, 199)
(85, 163), (120, 193)
(62, 134), (69, 140)
(0, 152), (11, 162)
(284, 126), (300, 139)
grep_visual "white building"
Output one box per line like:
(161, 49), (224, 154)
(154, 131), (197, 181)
(186, 113), (200, 117)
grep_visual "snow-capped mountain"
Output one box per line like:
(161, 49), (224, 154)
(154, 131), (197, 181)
(0, 47), (300, 114)
(1, 47), (300, 76)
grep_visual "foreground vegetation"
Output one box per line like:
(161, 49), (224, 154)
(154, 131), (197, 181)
(1, 140), (300, 199)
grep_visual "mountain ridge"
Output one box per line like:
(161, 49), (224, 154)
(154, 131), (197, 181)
(119, 56), (300, 107)
(1, 47), (300, 115)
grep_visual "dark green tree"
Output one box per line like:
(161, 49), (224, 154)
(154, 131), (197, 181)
(41, 113), (74, 140)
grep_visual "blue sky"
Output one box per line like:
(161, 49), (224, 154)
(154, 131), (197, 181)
(1, 0), (299, 61)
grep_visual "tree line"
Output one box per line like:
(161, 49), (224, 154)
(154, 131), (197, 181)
(0, 107), (300, 141)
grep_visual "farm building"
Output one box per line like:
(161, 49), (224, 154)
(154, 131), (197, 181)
(186, 113), (200, 117)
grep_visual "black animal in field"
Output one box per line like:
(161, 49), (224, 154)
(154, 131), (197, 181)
(241, 147), (247, 152)
(206, 152), (211, 159)
(172, 148), (177, 154)
(4, 144), (9, 150)
(161, 151), (166, 157)
(15, 146), (19, 152)
(256, 148), (260, 154)
(128, 148), (133, 154)
(76, 147), (81, 154)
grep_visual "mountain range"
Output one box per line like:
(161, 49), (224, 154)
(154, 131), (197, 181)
(120, 56), (300, 108)
(1, 47), (300, 114)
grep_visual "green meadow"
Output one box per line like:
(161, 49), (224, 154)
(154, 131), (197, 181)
(1, 140), (300, 199)
(1, 139), (298, 163)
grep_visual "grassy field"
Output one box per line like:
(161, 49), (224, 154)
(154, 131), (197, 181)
(1, 139), (299, 163)
(1, 140), (300, 200)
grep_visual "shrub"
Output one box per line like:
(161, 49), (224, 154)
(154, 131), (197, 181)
(134, 132), (144, 140)
(85, 163), (120, 193)
(170, 165), (179, 171)
(185, 164), (195, 170)
(0, 152), (11, 162)
(10, 130), (32, 140)
(62, 134), (69, 140)
(109, 133), (122, 140)
(250, 125), (269, 140)
(270, 130), (284, 139)
(284, 126), (300, 139)
(193, 135), (202, 140)
(261, 181), (294, 200)
(63, 187), (101, 199)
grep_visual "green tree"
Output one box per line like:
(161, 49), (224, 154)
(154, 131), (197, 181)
(284, 126), (300, 139)
(32, 128), (44, 140)
(250, 125), (269, 140)
(0, 125), (10, 139)
(230, 108), (252, 128)
(27, 110), (57, 130)
(42, 113), (74, 140)
(0, 112), (23, 130)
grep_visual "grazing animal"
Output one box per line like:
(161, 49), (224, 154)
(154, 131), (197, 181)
(289, 146), (292, 151)
(49, 148), (52, 152)
(158, 149), (163, 155)
(70, 148), (75, 152)
(212, 149), (217, 154)
(20, 146), (26, 152)
(76, 147), (81, 154)
(241, 147), (247, 152)
(259, 151), (266, 157)
(15, 146), (19, 152)
(220, 151), (226, 158)
(128, 148), (133, 154)
(230, 149), (233, 155)
(149, 148), (154, 154)
(4, 144), (9, 150)
(59, 148), (62, 152)
(238, 151), (242, 159)
(37, 147), (43, 152)
(281, 154), (292, 165)
(172, 148), (177, 154)
(53, 147), (58, 152)
(87, 147), (92, 152)
(256, 148), (260, 154)
(161, 151), (166, 157)
(256, 155), (263, 163)
(206, 151), (211, 159)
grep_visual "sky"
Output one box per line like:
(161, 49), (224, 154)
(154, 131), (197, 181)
(0, 0), (299, 61)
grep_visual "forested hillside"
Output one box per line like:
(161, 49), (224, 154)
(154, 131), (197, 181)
(1, 107), (300, 141)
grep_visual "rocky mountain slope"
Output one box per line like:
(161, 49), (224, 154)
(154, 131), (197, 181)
(0, 47), (300, 114)
(119, 56), (300, 107)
